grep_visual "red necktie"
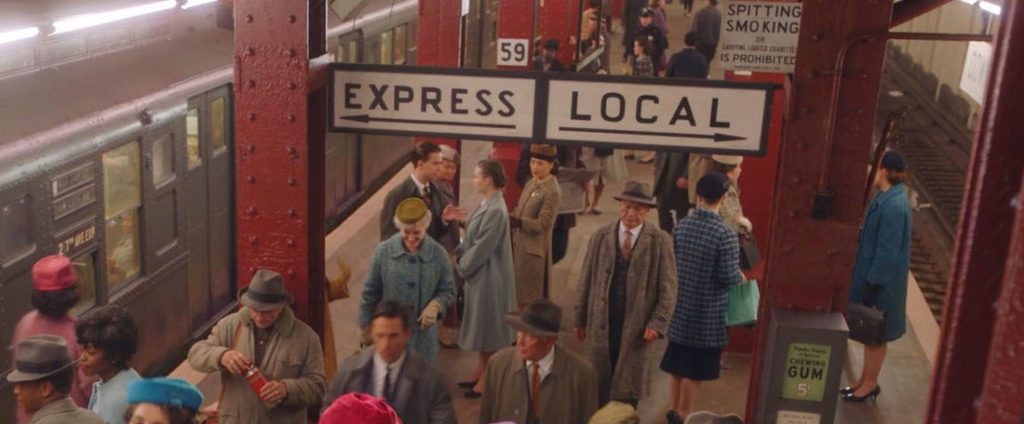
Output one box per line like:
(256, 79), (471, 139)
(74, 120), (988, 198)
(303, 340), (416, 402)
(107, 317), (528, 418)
(622, 229), (632, 260)
(531, 362), (541, 415)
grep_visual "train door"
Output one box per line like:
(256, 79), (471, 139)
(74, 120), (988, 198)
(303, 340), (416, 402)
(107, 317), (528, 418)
(141, 125), (186, 272)
(183, 87), (235, 335)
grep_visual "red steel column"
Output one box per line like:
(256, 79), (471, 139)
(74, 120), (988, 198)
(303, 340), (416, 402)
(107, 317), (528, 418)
(929, 2), (1024, 422)
(234, 0), (326, 330)
(417, 0), (464, 197)
(744, 0), (893, 419)
(538, 0), (581, 65)
(493, 0), (536, 208)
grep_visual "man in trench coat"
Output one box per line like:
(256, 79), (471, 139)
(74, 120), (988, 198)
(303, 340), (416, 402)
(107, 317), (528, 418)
(188, 270), (326, 424)
(480, 298), (598, 424)
(574, 181), (678, 406)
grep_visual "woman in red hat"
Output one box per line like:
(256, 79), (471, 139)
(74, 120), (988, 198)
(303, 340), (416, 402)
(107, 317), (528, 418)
(10, 254), (97, 424)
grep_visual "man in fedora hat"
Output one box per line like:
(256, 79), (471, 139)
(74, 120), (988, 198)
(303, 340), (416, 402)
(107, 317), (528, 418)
(7, 335), (104, 423)
(574, 180), (677, 406)
(188, 269), (326, 424)
(479, 298), (598, 424)
(533, 38), (566, 72)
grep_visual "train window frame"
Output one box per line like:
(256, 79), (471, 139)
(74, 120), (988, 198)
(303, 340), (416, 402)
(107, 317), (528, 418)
(209, 97), (228, 156)
(152, 132), (175, 187)
(69, 250), (98, 317)
(380, 29), (394, 65)
(102, 141), (143, 290)
(393, 24), (407, 65)
(186, 107), (202, 169)
(0, 194), (35, 266)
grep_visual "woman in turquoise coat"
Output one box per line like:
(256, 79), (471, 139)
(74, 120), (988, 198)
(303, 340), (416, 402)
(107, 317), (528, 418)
(358, 198), (455, 363)
(843, 151), (912, 402)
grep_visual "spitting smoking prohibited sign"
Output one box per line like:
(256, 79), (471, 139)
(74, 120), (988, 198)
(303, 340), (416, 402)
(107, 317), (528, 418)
(718, 1), (802, 73)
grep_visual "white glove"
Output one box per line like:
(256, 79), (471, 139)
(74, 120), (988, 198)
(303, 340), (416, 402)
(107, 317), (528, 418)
(418, 300), (444, 329)
(737, 216), (753, 233)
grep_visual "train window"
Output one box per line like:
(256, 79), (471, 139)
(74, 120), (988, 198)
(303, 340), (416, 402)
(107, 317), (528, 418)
(152, 134), (174, 186)
(348, 40), (358, 62)
(210, 97), (227, 154)
(380, 30), (393, 65)
(104, 209), (140, 287)
(186, 108), (201, 169)
(393, 25), (407, 65)
(69, 253), (97, 316)
(0, 195), (34, 264)
(103, 142), (141, 220)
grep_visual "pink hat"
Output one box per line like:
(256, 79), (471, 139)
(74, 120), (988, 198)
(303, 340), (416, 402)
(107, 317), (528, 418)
(32, 255), (76, 291)
(320, 393), (401, 424)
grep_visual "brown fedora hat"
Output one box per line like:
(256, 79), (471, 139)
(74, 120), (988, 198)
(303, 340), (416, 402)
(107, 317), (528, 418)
(613, 180), (658, 207)
(503, 298), (562, 337)
(239, 269), (294, 312)
(6, 334), (77, 383)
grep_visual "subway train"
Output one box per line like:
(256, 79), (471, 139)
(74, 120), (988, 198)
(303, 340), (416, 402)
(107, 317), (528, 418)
(0, 0), (498, 415)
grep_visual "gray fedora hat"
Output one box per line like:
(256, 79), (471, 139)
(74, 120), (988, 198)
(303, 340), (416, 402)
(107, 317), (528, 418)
(6, 334), (76, 383)
(503, 298), (562, 337)
(239, 269), (294, 312)
(613, 180), (658, 207)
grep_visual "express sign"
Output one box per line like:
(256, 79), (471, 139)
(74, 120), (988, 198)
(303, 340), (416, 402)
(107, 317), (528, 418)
(330, 64), (775, 155)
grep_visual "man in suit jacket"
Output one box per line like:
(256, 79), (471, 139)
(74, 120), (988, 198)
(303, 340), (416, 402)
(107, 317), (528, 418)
(480, 298), (598, 424)
(323, 301), (456, 424)
(380, 142), (463, 241)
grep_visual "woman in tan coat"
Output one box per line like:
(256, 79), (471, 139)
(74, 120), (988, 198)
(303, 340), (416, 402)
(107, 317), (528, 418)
(510, 144), (561, 309)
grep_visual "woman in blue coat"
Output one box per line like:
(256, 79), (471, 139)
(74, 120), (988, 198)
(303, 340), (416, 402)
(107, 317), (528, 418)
(455, 160), (517, 398)
(843, 151), (912, 402)
(358, 198), (455, 363)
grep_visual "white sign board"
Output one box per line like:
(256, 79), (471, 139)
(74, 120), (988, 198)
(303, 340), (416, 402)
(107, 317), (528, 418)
(545, 78), (772, 154)
(776, 410), (821, 424)
(331, 68), (535, 139)
(959, 41), (992, 104)
(497, 38), (530, 67)
(330, 64), (775, 155)
(718, 1), (802, 73)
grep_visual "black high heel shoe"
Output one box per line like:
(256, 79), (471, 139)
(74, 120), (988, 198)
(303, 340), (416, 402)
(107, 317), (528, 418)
(841, 385), (881, 402)
(839, 386), (857, 396)
(457, 380), (478, 389)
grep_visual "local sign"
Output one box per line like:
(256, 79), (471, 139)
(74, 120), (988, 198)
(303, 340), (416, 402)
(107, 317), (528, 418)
(718, 1), (802, 73)
(330, 64), (775, 155)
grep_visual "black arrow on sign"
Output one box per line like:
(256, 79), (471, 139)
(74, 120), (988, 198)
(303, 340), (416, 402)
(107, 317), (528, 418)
(557, 126), (746, 142)
(341, 114), (517, 129)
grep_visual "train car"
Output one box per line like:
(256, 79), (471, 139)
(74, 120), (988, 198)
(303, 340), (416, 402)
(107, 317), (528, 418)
(0, 0), (420, 416)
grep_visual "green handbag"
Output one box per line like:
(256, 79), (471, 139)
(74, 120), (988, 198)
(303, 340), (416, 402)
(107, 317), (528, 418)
(726, 279), (760, 326)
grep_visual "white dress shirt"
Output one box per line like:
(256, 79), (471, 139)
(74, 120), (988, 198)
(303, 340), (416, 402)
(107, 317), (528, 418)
(410, 173), (429, 197)
(525, 346), (556, 395)
(372, 351), (406, 399)
(618, 221), (643, 251)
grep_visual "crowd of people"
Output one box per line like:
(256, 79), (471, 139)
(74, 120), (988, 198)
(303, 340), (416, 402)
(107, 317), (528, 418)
(6, 1), (914, 423)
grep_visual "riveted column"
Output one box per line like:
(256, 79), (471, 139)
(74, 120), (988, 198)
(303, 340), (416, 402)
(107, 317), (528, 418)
(493, 0), (536, 209)
(417, 0), (464, 199)
(234, 0), (326, 331)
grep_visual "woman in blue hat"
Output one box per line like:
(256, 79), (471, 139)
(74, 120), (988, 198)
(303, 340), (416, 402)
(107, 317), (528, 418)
(123, 377), (203, 424)
(843, 150), (913, 402)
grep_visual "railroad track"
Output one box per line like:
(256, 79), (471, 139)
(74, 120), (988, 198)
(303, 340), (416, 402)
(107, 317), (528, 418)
(875, 66), (972, 324)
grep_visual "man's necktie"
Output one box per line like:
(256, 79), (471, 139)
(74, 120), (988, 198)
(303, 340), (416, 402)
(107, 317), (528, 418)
(530, 362), (541, 415)
(422, 185), (432, 208)
(383, 365), (392, 401)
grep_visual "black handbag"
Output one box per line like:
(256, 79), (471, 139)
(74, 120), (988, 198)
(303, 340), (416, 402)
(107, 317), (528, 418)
(739, 234), (760, 270)
(846, 302), (886, 345)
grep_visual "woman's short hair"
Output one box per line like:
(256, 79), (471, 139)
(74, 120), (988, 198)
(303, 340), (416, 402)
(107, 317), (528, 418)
(885, 169), (907, 185)
(75, 304), (138, 369)
(31, 287), (80, 319)
(711, 161), (738, 175)
(634, 37), (653, 55)
(393, 209), (433, 232)
(476, 159), (508, 188)
(123, 403), (198, 424)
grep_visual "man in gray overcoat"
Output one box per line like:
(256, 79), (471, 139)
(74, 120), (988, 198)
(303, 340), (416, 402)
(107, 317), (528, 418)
(6, 335), (104, 424)
(575, 181), (678, 406)
(323, 301), (455, 424)
(480, 298), (598, 424)
(188, 269), (326, 424)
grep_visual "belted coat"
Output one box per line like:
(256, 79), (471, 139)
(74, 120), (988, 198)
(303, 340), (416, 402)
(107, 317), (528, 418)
(188, 307), (327, 424)
(849, 183), (912, 342)
(575, 221), (678, 402)
(511, 176), (561, 306)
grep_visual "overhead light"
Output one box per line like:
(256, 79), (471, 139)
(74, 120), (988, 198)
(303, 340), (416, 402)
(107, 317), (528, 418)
(979, 1), (1002, 14)
(959, 0), (978, 5)
(52, 0), (177, 35)
(0, 26), (40, 45)
(182, 0), (218, 10)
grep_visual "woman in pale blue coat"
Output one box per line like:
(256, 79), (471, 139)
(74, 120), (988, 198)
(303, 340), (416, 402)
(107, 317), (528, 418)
(843, 151), (912, 402)
(455, 160), (517, 398)
(358, 198), (455, 363)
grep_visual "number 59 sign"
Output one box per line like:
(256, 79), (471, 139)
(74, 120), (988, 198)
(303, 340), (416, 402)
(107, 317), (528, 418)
(497, 38), (530, 67)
